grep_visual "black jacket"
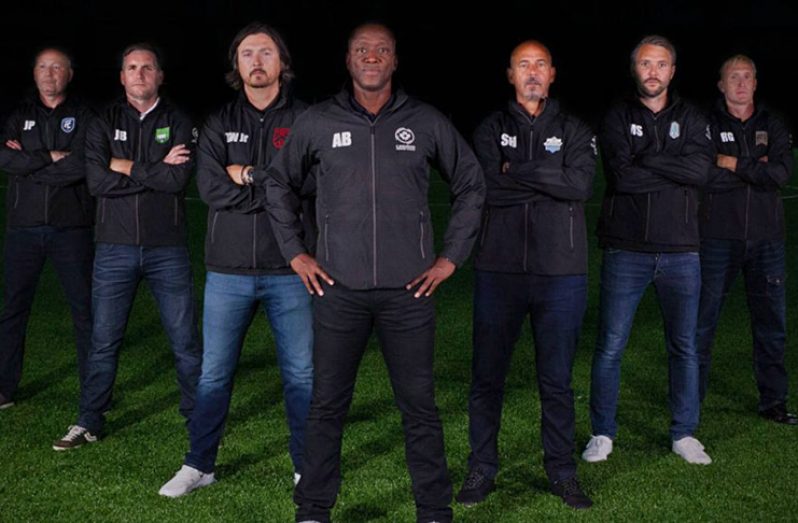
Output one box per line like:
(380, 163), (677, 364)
(597, 95), (712, 252)
(86, 98), (194, 246)
(700, 100), (793, 241)
(472, 99), (596, 275)
(262, 89), (486, 290)
(0, 95), (94, 228)
(197, 90), (311, 275)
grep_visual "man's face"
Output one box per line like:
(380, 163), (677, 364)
(719, 61), (757, 107)
(633, 44), (675, 98)
(34, 50), (73, 98)
(507, 42), (555, 103)
(346, 25), (397, 93)
(237, 32), (282, 90)
(120, 50), (163, 101)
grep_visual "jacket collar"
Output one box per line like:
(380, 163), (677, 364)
(334, 85), (409, 119)
(237, 86), (289, 117)
(508, 97), (559, 126)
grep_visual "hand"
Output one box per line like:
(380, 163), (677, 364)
(5, 140), (22, 150)
(50, 150), (70, 162)
(501, 161), (510, 173)
(290, 253), (334, 296)
(716, 154), (737, 172)
(406, 257), (456, 298)
(163, 144), (190, 165)
(226, 164), (252, 185)
(759, 155), (769, 163)
(110, 157), (134, 176)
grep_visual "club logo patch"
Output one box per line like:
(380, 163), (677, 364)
(273, 127), (290, 149)
(669, 121), (680, 139)
(60, 117), (76, 133)
(395, 127), (416, 151)
(155, 127), (170, 144)
(543, 136), (563, 154)
(755, 131), (768, 147)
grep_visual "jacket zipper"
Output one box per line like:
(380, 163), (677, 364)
(101, 198), (106, 223)
(210, 211), (219, 243)
(370, 125), (378, 287)
(569, 204), (574, 249)
(419, 211), (426, 260)
(742, 133), (751, 239)
(253, 123), (265, 268)
(44, 186), (50, 224)
(644, 193), (651, 241)
(14, 182), (20, 208)
(479, 209), (490, 247)
(43, 116), (53, 224)
(324, 214), (330, 262)
(523, 203), (529, 272)
(136, 124), (143, 244)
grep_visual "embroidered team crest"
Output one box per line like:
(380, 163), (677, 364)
(273, 127), (290, 149)
(155, 126), (170, 144)
(755, 131), (768, 147)
(669, 121), (680, 139)
(60, 117), (76, 133)
(543, 136), (563, 153)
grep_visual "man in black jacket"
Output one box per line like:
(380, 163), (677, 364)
(583, 35), (713, 465)
(455, 41), (594, 509)
(696, 55), (796, 425)
(263, 23), (485, 523)
(53, 43), (201, 450)
(159, 22), (314, 498)
(0, 48), (93, 409)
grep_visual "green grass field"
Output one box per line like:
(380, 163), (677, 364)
(1, 157), (798, 522)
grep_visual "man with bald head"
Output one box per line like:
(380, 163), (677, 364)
(584, 35), (713, 465)
(456, 40), (595, 509)
(696, 55), (795, 424)
(0, 48), (94, 410)
(263, 22), (485, 523)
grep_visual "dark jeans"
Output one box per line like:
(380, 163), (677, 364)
(0, 226), (93, 401)
(590, 249), (701, 440)
(696, 238), (788, 410)
(186, 271), (313, 474)
(295, 283), (452, 523)
(77, 243), (201, 433)
(467, 270), (586, 483)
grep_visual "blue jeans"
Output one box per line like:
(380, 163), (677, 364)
(0, 226), (93, 401)
(590, 249), (701, 440)
(696, 239), (788, 410)
(185, 271), (313, 474)
(78, 243), (201, 433)
(468, 270), (586, 483)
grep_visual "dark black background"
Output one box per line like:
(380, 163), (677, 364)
(1, 0), (796, 134)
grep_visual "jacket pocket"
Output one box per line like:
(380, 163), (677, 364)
(479, 209), (490, 247)
(210, 211), (219, 243)
(684, 188), (689, 225)
(13, 181), (20, 208)
(569, 204), (575, 250)
(419, 211), (427, 260)
(101, 198), (107, 223)
(324, 214), (330, 262)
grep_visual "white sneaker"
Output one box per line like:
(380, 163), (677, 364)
(672, 436), (712, 465)
(582, 435), (613, 462)
(294, 472), (301, 486)
(159, 465), (216, 497)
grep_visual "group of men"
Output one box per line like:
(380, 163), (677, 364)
(0, 21), (794, 523)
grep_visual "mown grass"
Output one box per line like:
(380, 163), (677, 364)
(1, 156), (797, 522)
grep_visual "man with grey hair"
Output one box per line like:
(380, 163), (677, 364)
(53, 42), (201, 451)
(584, 35), (714, 464)
(696, 54), (796, 425)
(159, 22), (314, 498)
(0, 47), (93, 410)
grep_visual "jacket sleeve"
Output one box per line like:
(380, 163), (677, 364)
(704, 125), (747, 191)
(634, 109), (712, 187)
(0, 110), (53, 175)
(733, 116), (793, 189)
(196, 113), (264, 213)
(600, 106), (680, 194)
(504, 119), (596, 201)
(262, 112), (316, 263)
(85, 116), (147, 197)
(26, 107), (95, 187)
(432, 112), (486, 266)
(128, 112), (194, 194)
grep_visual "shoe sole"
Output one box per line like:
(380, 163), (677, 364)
(53, 443), (83, 451)
(0, 402), (14, 410)
(581, 454), (610, 463)
(159, 476), (216, 498)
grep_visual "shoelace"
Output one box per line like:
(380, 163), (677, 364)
(463, 470), (487, 490)
(64, 425), (86, 440)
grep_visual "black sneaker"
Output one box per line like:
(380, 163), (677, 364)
(455, 468), (495, 506)
(551, 476), (592, 509)
(53, 425), (98, 451)
(760, 404), (798, 425)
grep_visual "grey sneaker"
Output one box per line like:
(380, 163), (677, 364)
(672, 436), (712, 465)
(582, 435), (613, 462)
(53, 425), (98, 451)
(159, 465), (216, 497)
